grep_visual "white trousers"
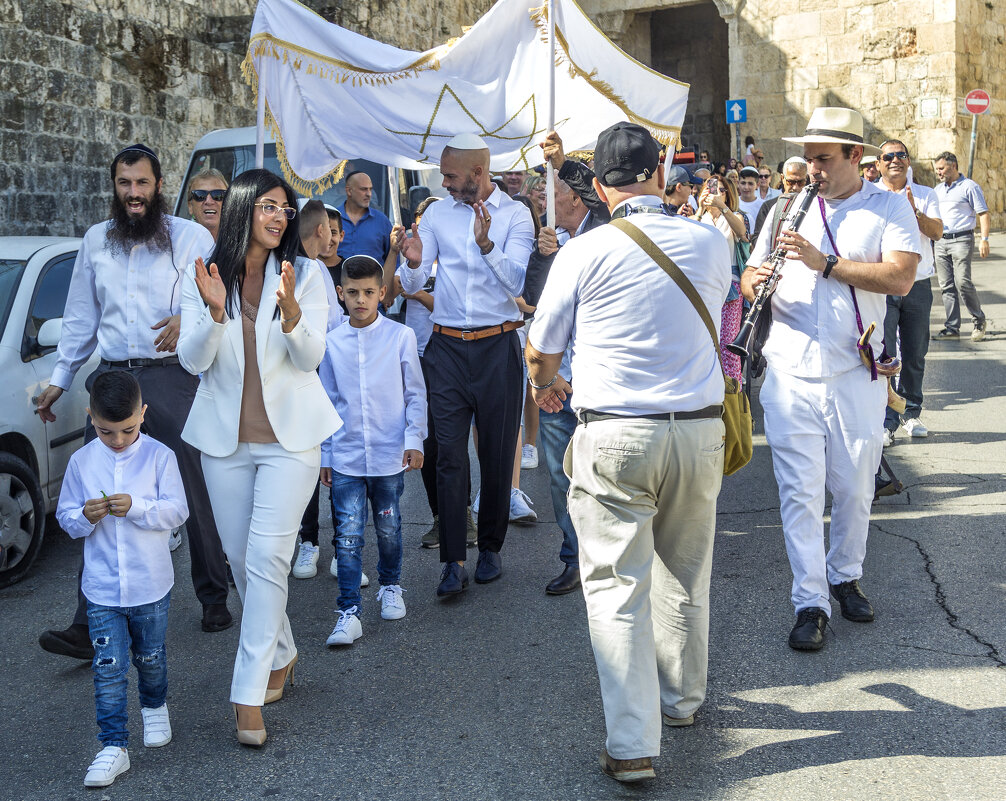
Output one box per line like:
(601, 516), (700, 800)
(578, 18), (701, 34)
(566, 416), (724, 759)
(760, 367), (885, 615)
(201, 442), (320, 706)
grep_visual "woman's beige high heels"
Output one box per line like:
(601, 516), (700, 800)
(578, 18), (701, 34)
(264, 654), (298, 705)
(233, 703), (266, 747)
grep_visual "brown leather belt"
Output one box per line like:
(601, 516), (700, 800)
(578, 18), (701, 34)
(433, 320), (524, 341)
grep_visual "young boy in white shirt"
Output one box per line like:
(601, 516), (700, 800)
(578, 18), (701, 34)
(56, 370), (188, 788)
(319, 255), (427, 645)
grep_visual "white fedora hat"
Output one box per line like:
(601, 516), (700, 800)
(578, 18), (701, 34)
(783, 107), (882, 155)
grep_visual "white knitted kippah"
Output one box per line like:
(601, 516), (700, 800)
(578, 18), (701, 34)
(445, 133), (488, 150)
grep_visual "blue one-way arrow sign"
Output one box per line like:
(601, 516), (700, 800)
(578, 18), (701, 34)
(726, 99), (747, 124)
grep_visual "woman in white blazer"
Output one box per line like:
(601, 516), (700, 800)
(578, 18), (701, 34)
(176, 169), (341, 747)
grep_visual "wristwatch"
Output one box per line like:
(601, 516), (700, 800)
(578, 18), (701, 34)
(823, 254), (838, 279)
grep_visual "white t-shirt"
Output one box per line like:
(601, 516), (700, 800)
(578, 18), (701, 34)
(747, 180), (920, 379)
(530, 197), (731, 415)
(876, 180), (940, 281)
(397, 262), (437, 357)
(738, 195), (766, 227)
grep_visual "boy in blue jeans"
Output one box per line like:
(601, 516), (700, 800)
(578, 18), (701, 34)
(320, 255), (427, 645)
(56, 370), (188, 787)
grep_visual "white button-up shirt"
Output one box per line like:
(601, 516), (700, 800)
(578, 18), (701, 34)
(51, 217), (214, 390)
(56, 434), (188, 608)
(399, 185), (535, 327)
(319, 314), (427, 477)
(876, 179), (941, 281)
(747, 180), (920, 379)
(934, 175), (988, 233)
(531, 196), (731, 415)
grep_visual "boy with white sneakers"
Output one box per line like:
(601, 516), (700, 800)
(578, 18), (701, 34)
(56, 371), (188, 787)
(319, 255), (427, 645)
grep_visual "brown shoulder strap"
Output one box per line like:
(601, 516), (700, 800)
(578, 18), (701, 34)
(610, 218), (726, 378)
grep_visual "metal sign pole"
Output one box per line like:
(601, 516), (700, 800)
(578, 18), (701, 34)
(967, 112), (978, 179)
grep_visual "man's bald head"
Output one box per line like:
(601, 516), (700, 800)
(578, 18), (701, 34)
(440, 145), (492, 204)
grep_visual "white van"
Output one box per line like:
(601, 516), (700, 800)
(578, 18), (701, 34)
(173, 127), (443, 225)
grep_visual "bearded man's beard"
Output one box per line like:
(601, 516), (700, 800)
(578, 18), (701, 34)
(106, 191), (171, 254)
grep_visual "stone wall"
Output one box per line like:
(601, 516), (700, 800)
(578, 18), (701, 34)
(0, 0), (490, 237)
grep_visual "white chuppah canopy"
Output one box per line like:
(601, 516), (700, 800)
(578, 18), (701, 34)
(242, 0), (690, 195)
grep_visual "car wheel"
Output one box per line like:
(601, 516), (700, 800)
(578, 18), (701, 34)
(0, 453), (46, 589)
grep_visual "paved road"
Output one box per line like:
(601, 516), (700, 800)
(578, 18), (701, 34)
(2, 237), (1004, 801)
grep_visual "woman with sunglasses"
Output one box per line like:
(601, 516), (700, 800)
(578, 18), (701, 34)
(185, 168), (229, 241)
(176, 169), (342, 747)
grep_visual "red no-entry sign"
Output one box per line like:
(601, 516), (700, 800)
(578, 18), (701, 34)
(965, 89), (991, 115)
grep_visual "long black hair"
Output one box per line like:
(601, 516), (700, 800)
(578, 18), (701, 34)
(209, 169), (300, 318)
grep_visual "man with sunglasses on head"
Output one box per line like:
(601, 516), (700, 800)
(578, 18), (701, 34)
(186, 168), (229, 241)
(36, 145), (233, 661)
(876, 140), (942, 445)
(932, 151), (990, 342)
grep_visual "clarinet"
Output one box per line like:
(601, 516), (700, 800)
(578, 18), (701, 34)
(726, 182), (821, 358)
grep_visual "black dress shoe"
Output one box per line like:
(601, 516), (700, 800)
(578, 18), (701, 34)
(202, 603), (234, 632)
(830, 580), (875, 622)
(473, 550), (502, 583)
(437, 562), (469, 598)
(38, 623), (94, 660)
(545, 564), (580, 595)
(788, 608), (828, 651)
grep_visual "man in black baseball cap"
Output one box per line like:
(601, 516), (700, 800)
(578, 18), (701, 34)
(592, 122), (662, 188)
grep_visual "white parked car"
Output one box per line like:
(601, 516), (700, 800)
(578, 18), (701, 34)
(0, 237), (99, 587)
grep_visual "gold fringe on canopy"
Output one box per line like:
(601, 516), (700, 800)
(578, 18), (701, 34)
(528, 3), (682, 150)
(242, 55), (349, 196)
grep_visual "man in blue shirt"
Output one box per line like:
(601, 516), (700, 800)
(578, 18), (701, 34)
(932, 151), (990, 342)
(337, 170), (393, 264)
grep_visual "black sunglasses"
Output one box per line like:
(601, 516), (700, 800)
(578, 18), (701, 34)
(881, 151), (909, 163)
(190, 189), (227, 202)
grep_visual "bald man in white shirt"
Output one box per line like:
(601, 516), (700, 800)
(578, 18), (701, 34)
(398, 134), (535, 596)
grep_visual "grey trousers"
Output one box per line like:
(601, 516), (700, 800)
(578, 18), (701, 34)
(934, 235), (985, 332)
(567, 415), (724, 759)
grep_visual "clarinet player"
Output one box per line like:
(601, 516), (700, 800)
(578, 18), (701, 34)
(741, 108), (920, 652)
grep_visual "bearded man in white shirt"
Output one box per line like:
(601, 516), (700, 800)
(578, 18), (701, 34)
(398, 134), (535, 597)
(36, 144), (232, 659)
(742, 109), (919, 651)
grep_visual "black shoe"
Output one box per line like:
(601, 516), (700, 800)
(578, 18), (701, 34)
(436, 562), (469, 598)
(38, 623), (94, 660)
(932, 327), (959, 340)
(788, 608), (828, 651)
(474, 550), (502, 583)
(545, 564), (580, 595)
(202, 603), (234, 632)
(830, 579), (874, 622)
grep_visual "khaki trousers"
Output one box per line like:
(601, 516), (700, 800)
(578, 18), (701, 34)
(566, 416), (724, 759)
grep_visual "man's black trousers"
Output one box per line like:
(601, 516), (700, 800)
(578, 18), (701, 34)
(424, 329), (522, 563)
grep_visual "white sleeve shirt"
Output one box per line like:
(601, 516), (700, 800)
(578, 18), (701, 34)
(50, 217), (214, 390)
(316, 258), (345, 332)
(876, 180), (941, 280)
(56, 434), (189, 608)
(400, 185), (535, 327)
(747, 180), (921, 378)
(934, 175), (988, 233)
(319, 314), (428, 476)
(530, 196), (731, 415)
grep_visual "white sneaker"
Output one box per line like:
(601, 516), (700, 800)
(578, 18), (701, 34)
(292, 542), (319, 579)
(329, 557), (369, 587)
(141, 704), (172, 748)
(326, 607), (362, 646)
(902, 417), (929, 438)
(472, 490), (480, 516)
(520, 443), (539, 469)
(83, 746), (130, 787)
(509, 487), (537, 524)
(377, 584), (406, 620)
(168, 527), (183, 552)
(882, 428), (895, 447)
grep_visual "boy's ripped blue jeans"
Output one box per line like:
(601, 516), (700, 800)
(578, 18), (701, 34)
(330, 471), (405, 613)
(87, 591), (171, 747)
